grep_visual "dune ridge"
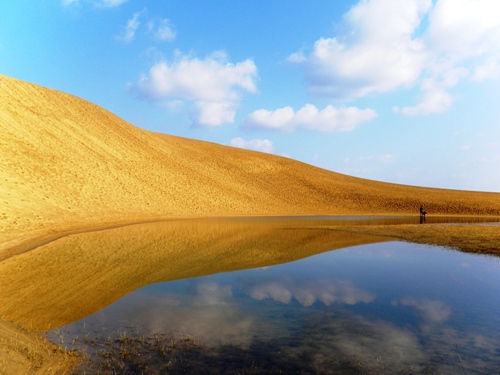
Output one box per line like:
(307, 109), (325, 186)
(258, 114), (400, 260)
(1, 74), (500, 256)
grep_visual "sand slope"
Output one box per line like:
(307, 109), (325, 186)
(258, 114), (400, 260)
(1, 74), (500, 254)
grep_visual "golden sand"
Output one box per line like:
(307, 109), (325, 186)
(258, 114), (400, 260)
(1, 75), (500, 373)
(1, 75), (499, 260)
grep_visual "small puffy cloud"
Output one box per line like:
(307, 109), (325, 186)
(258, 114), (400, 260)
(134, 53), (257, 102)
(152, 19), (176, 42)
(286, 51), (306, 64)
(396, 86), (453, 116)
(131, 52), (258, 127)
(119, 13), (176, 44)
(243, 104), (376, 132)
(117, 11), (142, 43)
(291, 0), (500, 116)
(229, 137), (274, 153)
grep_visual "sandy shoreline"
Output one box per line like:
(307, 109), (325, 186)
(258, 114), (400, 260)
(3, 213), (500, 262)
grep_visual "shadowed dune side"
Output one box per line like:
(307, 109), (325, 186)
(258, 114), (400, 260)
(1, 75), (500, 256)
(0, 219), (388, 331)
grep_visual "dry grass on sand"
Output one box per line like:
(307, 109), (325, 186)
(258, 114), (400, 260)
(329, 222), (500, 256)
(0, 317), (78, 375)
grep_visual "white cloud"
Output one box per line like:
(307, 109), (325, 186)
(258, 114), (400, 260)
(397, 86), (453, 116)
(292, 0), (431, 99)
(191, 101), (235, 127)
(119, 14), (176, 44)
(229, 137), (274, 153)
(153, 19), (176, 42)
(117, 11), (142, 43)
(291, 0), (500, 116)
(286, 51), (306, 64)
(132, 52), (258, 127)
(426, 0), (500, 62)
(243, 104), (376, 132)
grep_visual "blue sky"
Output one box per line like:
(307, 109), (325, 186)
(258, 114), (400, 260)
(1, 0), (499, 192)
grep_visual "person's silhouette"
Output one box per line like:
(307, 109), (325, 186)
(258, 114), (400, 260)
(419, 205), (427, 221)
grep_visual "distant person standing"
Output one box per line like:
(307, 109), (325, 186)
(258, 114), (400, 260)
(419, 205), (427, 218)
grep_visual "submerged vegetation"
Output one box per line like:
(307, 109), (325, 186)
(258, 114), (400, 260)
(55, 304), (500, 375)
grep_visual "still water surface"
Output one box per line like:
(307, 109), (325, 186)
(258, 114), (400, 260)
(47, 217), (500, 374)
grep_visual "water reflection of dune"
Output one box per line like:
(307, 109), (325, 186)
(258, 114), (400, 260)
(0, 219), (387, 331)
(245, 278), (375, 307)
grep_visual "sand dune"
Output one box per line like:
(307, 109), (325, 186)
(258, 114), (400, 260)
(1, 74), (500, 256)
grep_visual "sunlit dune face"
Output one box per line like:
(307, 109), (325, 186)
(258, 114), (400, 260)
(1, 75), (499, 257)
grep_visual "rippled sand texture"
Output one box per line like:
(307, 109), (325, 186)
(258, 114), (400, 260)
(0, 219), (387, 331)
(2, 74), (500, 257)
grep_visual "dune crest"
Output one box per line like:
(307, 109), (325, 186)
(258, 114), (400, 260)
(1, 75), (499, 254)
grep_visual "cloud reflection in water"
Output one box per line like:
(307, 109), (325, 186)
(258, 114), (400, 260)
(244, 278), (376, 307)
(393, 296), (451, 325)
(94, 280), (258, 348)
